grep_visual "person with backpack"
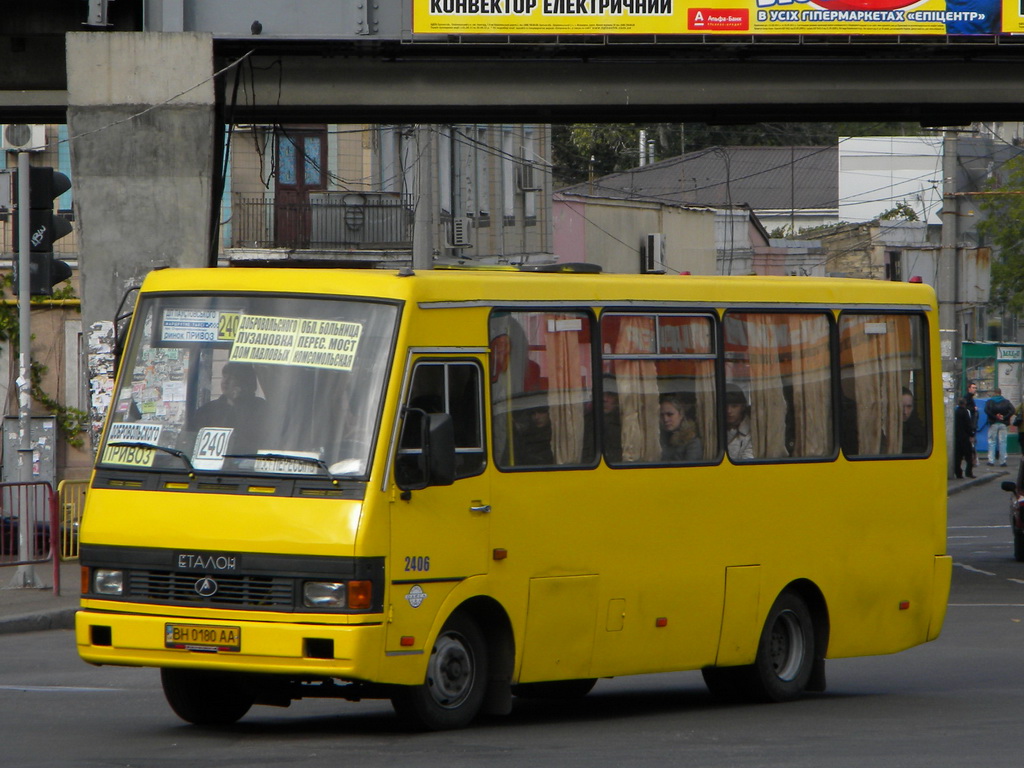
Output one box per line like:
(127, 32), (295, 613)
(985, 388), (1016, 466)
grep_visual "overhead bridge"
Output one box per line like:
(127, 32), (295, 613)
(6, 0), (1024, 124)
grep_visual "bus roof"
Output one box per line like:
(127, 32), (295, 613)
(139, 267), (937, 311)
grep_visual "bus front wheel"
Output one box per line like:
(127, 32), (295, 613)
(160, 668), (256, 725)
(390, 612), (489, 730)
(702, 591), (815, 703)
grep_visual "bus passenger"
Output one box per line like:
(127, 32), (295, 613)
(601, 378), (623, 463)
(901, 388), (927, 454)
(725, 384), (754, 461)
(659, 393), (702, 462)
(513, 403), (555, 466)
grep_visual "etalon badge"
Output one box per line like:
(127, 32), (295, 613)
(404, 585), (427, 608)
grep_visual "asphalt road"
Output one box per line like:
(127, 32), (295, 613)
(1, 480), (1021, 768)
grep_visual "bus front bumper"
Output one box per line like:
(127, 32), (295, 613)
(75, 606), (392, 681)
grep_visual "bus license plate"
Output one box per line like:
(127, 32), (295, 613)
(165, 623), (241, 652)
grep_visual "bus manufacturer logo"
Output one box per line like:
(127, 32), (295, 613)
(404, 585), (427, 608)
(177, 553), (238, 571)
(195, 577), (219, 597)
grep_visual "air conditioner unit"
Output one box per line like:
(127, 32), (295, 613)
(449, 217), (473, 248)
(2, 124), (46, 152)
(641, 233), (665, 274)
(517, 161), (541, 192)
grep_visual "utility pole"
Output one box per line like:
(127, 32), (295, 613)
(939, 130), (959, 477)
(10, 151), (41, 588)
(412, 124), (435, 271)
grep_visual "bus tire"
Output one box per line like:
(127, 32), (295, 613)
(511, 678), (597, 699)
(750, 591), (815, 702)
(160, 668), (256, 725)
(390, 612), (488, 730)
(702, 591), (815, 703)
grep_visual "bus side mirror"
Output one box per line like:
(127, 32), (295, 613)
(396, 410), (456, 492)
(1002, 481), (1017, 493)
(112, 284), (141, 375)
(424, 412), (456, 487)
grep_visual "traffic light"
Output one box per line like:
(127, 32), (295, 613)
(12, 166), (73, 296)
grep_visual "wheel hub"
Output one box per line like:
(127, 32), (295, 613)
(769, 609), (805, 682)
(427, 633), (474, 708)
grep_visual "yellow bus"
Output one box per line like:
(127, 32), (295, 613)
(76, 266), (950, 729)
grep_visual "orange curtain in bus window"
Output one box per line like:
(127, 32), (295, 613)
(843, 315), (906, 456)
(746, 315), (789, 459)
(489, 312), (532, 467)
(612, 316), (661, 463)
(541, 313), (590, 465)
(786, 314), (832, 458)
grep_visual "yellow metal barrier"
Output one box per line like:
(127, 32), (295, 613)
(57, 479), (88, 561)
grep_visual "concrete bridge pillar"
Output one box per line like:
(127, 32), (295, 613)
(65, 32), (216, 445)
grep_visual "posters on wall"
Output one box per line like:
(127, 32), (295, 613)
(414, 0), (1014, 37)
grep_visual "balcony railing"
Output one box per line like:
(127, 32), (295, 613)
(230, 192), (414, 250)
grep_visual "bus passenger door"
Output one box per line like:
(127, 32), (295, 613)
(388, 358), (490, 649)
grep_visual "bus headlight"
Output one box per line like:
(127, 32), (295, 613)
(303, 580), (373, 609)
(94, 569), (124, 595)
(304, 581), (347, 608)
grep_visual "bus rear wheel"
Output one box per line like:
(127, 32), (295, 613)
(753, 592), (815, 701)
(702, 591), (815, 703)
(160, 668), (256, 725)
(390, 612), (489, 730)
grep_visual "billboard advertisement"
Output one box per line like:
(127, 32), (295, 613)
(414, 0), (1013, 36)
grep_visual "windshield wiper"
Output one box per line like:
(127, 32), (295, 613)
(107, 441), (196, 475)
(223, 452), (337, 480)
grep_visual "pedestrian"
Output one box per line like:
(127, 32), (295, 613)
(965, 381), (979, 469)
(954, 397), (975, 479)
(984, 387), (1016, 466)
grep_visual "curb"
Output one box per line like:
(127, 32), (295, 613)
(948, 469), (1009, 496)
(0, 607), (76, 636)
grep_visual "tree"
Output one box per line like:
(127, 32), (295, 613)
(978, 155), (1024, 315)
(879, 201), (919, 221)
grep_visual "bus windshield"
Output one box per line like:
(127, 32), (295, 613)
(99, 293), (399, 479)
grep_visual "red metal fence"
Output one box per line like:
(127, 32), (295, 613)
(0, 481), (60, 593)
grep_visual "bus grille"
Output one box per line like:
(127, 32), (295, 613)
(127, 570), (295, 609)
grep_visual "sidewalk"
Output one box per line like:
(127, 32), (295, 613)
(0, 463), (1013, 637)
(0, 559), (80, 635)
(947, 460), (1011, 496)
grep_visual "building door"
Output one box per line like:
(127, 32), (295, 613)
(275, 126), (327, 248)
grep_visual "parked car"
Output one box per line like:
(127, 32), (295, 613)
(1000, 461), (1024, 562)
(0, 515), (52, 559)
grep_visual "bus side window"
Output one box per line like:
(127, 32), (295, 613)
(398, 361), (485, 482)
(600, 313), (717, 465)
(839, 313), (928, 458)
(490, 310), (595, 470)
(723, 311), (833, 461)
